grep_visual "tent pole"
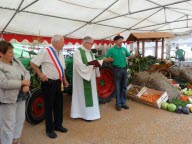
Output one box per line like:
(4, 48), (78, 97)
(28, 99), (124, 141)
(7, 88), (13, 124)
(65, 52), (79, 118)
(102, 17), (192, 40)
(102, 8), (163, 40)
(137, 40), (140, 56)
(158, 26), (191, 31)
(142, 40), (145, 57)
(2, 0), (25, 33)
(94, 0), (190, 23)
(0, 5), (191, 36)
(161, 38), (165, 60)
(131, 18), (191, 30)
(155, 39), (158, 58)
(146, 0), (189, 16)
(128, 0), (130, 14)
(64, 0), (118, 37)
(153, 15), (186, 31)
(19, 0), (39, 12)
(127, 8), (163, 30)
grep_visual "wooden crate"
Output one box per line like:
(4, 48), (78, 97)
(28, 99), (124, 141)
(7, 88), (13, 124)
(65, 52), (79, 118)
(127, 85), (168, 108)
(127, 84), (146, 97)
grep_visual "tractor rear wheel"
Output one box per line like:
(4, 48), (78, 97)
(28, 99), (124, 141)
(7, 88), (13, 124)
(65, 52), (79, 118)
(97, 62), (115, 104)
(26, 88), (45, 124)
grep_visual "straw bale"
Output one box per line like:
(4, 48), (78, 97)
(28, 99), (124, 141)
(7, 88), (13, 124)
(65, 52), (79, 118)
(168, 67), (181, 78)
(180, 68), (192, 83)
(132, 72), (180, 100)
(131, 72), (150, 86)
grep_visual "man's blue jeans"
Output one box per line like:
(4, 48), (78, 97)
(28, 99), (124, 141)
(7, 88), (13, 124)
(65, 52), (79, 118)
(113, 67), (127, 107)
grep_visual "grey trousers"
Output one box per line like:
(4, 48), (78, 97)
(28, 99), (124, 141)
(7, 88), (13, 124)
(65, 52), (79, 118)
(0, 101), (25, 144)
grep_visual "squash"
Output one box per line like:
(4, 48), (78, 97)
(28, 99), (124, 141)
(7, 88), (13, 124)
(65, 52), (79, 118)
(190, 106), (192, 113)
(180, 95), (189, 102)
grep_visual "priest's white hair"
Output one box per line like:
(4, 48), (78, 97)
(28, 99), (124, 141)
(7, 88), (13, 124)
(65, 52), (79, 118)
(82, 36), (93, 44)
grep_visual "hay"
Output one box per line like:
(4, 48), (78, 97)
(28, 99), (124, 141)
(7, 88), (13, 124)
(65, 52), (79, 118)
(131, 72), (150, 86)
(180, 68), (192, 83)
(132, 72), (180, 100)
(168, 67), (181, 78)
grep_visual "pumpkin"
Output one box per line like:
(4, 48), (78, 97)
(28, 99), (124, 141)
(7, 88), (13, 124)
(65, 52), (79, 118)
(180, 95), (189, 102)
(190, 106), (192, 113)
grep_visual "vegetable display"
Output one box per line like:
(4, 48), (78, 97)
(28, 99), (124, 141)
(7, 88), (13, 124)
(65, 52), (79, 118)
(127, 87), (142, 96)
(140, 94), (160, 102)
(168, 98), (190, 107)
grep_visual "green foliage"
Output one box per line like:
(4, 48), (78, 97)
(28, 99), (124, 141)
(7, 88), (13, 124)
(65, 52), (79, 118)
(26, 62), (41, 89)
(168, 98), (190, 107)
(65, 57), (73, 85)
(30, 74), (41, 88)
(127, 54), (158, 75)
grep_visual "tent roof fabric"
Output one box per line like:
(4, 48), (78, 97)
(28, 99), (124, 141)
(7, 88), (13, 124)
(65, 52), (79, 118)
(127, 32), (175, 41)
(0, 0), (192, 40)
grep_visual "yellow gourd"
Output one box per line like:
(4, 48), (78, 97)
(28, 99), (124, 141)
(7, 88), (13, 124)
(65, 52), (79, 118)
(190, 106), (192, 112)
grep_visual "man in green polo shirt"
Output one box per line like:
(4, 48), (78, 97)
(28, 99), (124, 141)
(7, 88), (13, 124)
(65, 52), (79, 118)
(105, 35), (138, 111)
(175, 46), (185, 61)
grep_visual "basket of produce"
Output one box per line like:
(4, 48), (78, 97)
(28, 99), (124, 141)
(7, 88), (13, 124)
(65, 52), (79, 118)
(126, 84), (146, 98)
(127, 85), (168, 109)
(139, 88), (168, 108)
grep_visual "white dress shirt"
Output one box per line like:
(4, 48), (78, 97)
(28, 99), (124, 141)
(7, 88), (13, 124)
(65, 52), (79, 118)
(31, 46), (66, 80)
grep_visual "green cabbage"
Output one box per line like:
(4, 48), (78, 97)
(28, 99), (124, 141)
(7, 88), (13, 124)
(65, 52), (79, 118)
(161, 102), (169, 110)
(167, 103), (177, 112)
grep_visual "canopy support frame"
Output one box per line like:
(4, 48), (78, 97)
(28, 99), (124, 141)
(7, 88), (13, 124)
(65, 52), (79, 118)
(2, 0), (25, 34)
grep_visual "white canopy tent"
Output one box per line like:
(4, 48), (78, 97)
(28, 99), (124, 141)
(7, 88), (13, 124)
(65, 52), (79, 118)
(0, 0), (192, 40)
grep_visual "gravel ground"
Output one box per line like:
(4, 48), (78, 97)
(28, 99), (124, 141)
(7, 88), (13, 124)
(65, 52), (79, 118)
(21, 94), (192, 144)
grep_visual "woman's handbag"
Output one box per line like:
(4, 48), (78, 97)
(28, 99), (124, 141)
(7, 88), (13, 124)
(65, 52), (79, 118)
(17, 90), (31, 102)
(13, 58), (31, 102)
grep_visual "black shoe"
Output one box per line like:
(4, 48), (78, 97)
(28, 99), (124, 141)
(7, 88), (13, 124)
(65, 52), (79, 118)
(46, 131), (57, 138)
(121, 105), (129, 109)
(116, 106), (121, 111)
(84, 119), (92, 122)
(54, 126), (68, 133)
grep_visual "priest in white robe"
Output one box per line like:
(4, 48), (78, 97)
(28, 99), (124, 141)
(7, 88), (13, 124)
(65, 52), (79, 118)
(70, 36), (101, 121)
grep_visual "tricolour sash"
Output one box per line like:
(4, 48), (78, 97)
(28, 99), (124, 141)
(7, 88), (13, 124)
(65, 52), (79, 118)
(46, 47), (65, 91)
(79, 48), (94, 107)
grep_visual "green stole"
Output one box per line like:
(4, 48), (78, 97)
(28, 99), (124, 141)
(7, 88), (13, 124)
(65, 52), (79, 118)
(79, 48), (94, 107)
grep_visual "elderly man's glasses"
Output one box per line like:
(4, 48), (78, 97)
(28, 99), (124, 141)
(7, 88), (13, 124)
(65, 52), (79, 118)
(86, 42), (94, 45)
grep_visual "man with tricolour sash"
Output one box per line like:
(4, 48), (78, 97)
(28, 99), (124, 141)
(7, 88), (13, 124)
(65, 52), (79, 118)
(30, 35), (69, 139)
